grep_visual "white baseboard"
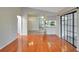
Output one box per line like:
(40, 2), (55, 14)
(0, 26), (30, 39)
(0, 37), (17, 49)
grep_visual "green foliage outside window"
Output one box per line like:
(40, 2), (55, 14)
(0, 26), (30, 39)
(50, 21), (55, 26)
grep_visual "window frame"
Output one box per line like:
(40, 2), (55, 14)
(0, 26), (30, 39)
(60, 11), (77, 47)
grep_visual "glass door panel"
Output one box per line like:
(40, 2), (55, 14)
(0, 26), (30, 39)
(60, 11), (77, 47)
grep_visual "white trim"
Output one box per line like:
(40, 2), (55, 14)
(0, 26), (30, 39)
(0, 37), (17, 49)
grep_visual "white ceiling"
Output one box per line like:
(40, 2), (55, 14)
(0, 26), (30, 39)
(30, 7), (66, 13)
(25, 7), (74, 16)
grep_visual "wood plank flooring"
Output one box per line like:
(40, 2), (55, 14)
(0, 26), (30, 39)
(0, 35), (77, 52)
(22, 35), (76, 52)
(0, 39), (18, 52)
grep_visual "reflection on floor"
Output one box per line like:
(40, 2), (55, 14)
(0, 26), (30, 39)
(0, 35), (76, 52)
(22, 35), (76, 52)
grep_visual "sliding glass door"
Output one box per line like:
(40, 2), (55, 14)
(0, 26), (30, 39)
(60, 11), (77, 47)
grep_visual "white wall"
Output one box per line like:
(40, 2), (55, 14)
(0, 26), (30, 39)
(46, 16), (60, 36)
(22, 15), (28, 35)
(76, 9), (79, 50)
(0, 7), (21, 48)
(21, 7), (55, 34)
(28, 16), (39, 31)
(18, 7), (61, 39)
(27, 15), (60, 36)
(20, 8), (28, 35)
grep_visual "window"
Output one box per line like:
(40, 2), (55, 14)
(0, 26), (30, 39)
(60, 11), (77, 47)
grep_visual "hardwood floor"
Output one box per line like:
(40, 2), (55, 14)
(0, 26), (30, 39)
(22, 35), (76, 52)
(0, 35), (77, 52)
(0, 39), (18, 52)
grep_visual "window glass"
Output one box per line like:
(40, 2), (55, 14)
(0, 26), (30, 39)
(60, 11), (77, 47)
